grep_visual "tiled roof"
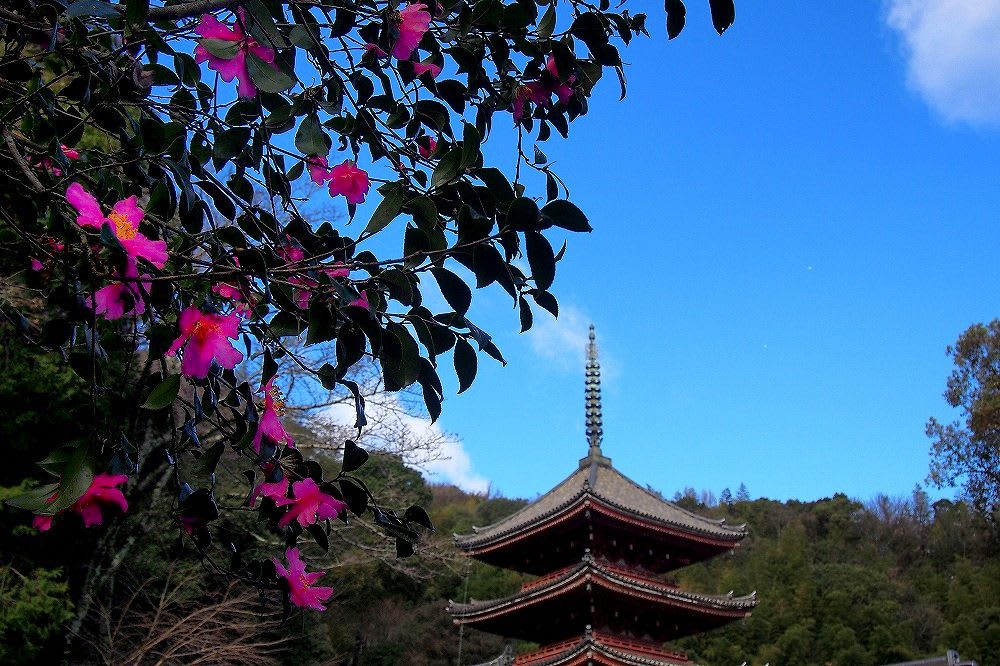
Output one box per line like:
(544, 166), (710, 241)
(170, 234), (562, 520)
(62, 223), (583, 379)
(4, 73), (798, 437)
(455, 458), (747, 548)
(448, 554), (758, 617)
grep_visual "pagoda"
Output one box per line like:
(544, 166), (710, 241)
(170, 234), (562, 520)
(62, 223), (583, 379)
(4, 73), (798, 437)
(448, 326), (757, 666)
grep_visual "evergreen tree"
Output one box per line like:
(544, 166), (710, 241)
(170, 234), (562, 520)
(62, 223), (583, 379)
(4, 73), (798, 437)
(736, 482), (751, 502)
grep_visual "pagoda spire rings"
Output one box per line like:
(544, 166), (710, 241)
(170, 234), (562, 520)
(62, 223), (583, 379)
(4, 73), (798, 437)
(585, 324), (603, 457)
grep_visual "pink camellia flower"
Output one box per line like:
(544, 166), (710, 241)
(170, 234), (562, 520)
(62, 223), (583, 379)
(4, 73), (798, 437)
(193, 9), (277, 98)
(392, 3), (431, 60)
(252, 376), (295, 453)
(327, 160), (370, 204)
(544, 56), (576, 105)
(250, 476), (289, 507)
(67, 183), (168, 269)
(273, 547), (333, 611)
(512, 57), (577, 123)
(34, 473), (129, 531)
(322, 263), (351, 278)
(411, 61), (441, 78)
(417, 135), (437, 158)
(307, 155), (332, 186)
(274, 478), (347, 529)
(89, 262), (150, 320)
(349, 290), (371, 310)
(166, 306), (244, 378)
(37, 144), (80, 176)
(30, 258), (45, 272)
(278, 237), (306, 263)
(512, 81), (551, 123)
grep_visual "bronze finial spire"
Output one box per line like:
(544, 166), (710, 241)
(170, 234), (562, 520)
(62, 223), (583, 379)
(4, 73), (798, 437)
(584, 324), (604, 459)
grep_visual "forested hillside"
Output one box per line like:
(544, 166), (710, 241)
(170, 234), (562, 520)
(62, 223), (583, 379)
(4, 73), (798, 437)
(2, 339), (997, 665)
(311, 478), (1000, 665)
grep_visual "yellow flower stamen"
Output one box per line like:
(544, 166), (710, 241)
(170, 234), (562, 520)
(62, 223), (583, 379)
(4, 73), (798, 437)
(108, 211), (137, 241)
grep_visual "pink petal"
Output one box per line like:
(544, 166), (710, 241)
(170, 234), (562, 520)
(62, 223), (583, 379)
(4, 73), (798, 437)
(66, 182), (106, 229)
(111, 196), (144, 226)
(411, 62), (441, 78)
(208, 49), (247, 84)
(121, 236), (168, 269)
(194, 13), (239, 40)
(181, 340), (216, 378)
(77, 503), (104, 528)
(33, 515), (53, 531)
(248, 42), (276, 64)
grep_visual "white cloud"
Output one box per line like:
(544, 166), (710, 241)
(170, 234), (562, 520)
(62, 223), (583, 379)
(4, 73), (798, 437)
(321, 395), (490, 494)
(525, 303), (590, 369)
(885, 0), (1000, 126)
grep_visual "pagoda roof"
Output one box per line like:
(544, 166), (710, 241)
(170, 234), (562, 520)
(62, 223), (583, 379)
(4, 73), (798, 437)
(455, 457), (747, 551)
(449, 554), (756, 643)
(516, 630), (695, 666)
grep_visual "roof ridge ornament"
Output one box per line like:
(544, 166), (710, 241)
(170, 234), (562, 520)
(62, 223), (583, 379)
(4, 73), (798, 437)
(581, 324), (612, 468)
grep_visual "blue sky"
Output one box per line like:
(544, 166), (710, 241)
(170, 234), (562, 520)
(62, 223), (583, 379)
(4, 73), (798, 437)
(323, 1), (1000, 504)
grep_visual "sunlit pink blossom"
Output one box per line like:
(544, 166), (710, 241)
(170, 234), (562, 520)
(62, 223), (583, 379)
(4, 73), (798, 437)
(417, 136), (437, 158)
(273, 547), (333, 611)
(545, 55), (576, 104)
(66, 183), (168, 269)
(252, 376), (294, 452)
(327, 160), (370, 204)
(307, 155), (332, 186)
(194, 9), (277, 98)
(34, 474), (129, 531)
(274, 478), (347, 528)
(512, 81), (550, 123)
(411, 62), (441, 78)
(392, 3), (431, 60)
(278, 238), (306, 263)
(349, 290), (371, 310)
(37, 144), (80, 176)
(166, 306), (244, 378)
(250, 476), (289, 507)
(321, 263), (351, 279)
(89, 263), (150, 320)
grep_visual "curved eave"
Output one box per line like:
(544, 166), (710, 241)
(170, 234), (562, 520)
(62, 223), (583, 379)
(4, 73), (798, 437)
(518, 639), (692, 666)
(455, 491), (747, 555)
(448, 558), (757, 623)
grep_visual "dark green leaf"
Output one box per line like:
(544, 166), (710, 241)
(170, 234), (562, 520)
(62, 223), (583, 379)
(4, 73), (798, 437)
(541, 199), (591, 232)
(505, 196), (542, 231)
(199, 38), (241, 60)
(214, 127), (251, 161)
(364, 182), (406, 235)
(125, 0), (149, 26)
(192, 441), (225, 479)
(294, 114), (327, 156)
(246, 53), (295, 94)
(525, 231), (555, 290)
(431, 266), (472, 315)
(143, 373), (181, 409)
(404, 505), (434, 530)
(65, 0), (118, 18)
(709, 0), (735, 34)
(432, 148), (464, 189)
(307, 523), (329, 550)
(518, 296), (533, 332)
(454, 337), (477, 394)
(341, 439), (369, 473)
(664, 0), (686, 39)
